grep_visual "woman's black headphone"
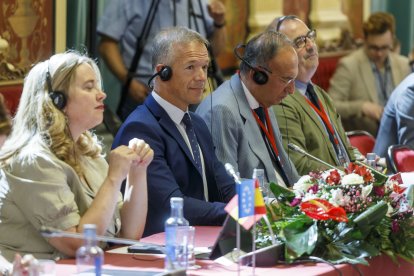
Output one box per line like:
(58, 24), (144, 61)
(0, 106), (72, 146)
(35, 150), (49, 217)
(233, 44), (269, 85)
(46, 67), (67, 110)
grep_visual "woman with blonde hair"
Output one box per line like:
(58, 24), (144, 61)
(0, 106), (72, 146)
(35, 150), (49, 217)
(0, 51), (153, 261)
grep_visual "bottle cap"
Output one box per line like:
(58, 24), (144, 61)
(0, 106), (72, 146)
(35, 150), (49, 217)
(366, 153), (376, 160)
(170, 197), (183, 207)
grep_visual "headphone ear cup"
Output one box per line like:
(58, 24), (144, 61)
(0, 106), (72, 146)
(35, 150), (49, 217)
(49, 91), (67, 110)
(159, 66), (172, 81)
(252, 70), (268, 85)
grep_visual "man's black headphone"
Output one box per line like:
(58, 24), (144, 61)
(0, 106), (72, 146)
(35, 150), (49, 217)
(46, 66), (67, 110)
(233, 44), (269, 85)
(147, 65), (173, 88)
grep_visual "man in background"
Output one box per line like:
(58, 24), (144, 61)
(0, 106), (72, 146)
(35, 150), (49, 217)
(196, 31), (300, 187)
(113, 27), (235, 237)
(329, 12), (410, 136)
(374, 73), (414, 157)
(97, 0), (226, 120)
(269, 15), (355, 175)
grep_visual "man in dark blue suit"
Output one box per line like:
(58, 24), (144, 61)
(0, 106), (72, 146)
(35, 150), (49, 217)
(113, 27), (235, 237)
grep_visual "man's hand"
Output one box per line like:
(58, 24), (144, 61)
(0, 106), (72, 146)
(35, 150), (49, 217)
(128, 79), (150, 104)
(362, 102), (383, 121)
(207, 0), (226, 26)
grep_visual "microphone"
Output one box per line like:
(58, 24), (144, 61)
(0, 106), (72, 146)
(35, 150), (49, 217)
(224, 163), (241, 184)
(287, 143), (343, 172)
(40, 226), (141, 245)
(40, 227), (187, 275)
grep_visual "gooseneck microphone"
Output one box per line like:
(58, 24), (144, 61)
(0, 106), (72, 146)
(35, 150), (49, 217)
(287, 143), (343, 172)
(40, 226), (140, 245)
(224, 163), (241, 184)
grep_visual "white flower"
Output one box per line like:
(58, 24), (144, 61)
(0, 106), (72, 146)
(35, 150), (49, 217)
(342, 173), (364, 185)
(361, 184), (373, 200)
(303, 192), (318, 201)
(293, 175), (314, 195)
(329, 188), (351, 206)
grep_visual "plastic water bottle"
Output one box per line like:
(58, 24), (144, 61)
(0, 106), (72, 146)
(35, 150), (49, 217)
(366, 152), (377, 169)
(76, 224), (104, 276)
(165, 197), (189, 271)
(253, 168), (266, 199)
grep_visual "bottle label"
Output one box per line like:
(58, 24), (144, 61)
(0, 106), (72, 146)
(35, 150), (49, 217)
(165, 226), (188, 270)
(95, 256), (102, 276)
(165, 226), (176, 270)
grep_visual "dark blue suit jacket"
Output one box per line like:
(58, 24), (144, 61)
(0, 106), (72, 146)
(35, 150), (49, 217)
(112, 94), (236, 237)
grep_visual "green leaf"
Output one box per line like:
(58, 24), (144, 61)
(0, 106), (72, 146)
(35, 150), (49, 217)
(269, 182), (296, 203)
(283, 218), (317, 258)
(354, 201), (388, 235)
(405, 184), (414, 208)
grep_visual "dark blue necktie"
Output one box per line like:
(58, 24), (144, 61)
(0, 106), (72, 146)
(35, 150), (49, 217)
(306, 84), (321, 110)
(182, 113), (202, 174)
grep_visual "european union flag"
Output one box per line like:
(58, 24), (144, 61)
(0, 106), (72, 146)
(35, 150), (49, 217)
(238, 179), (254, 218)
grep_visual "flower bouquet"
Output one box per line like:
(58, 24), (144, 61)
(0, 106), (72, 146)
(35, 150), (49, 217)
(257, 163), (414, 265)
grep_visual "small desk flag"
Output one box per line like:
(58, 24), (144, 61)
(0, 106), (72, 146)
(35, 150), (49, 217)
(225, 179), (267, 230)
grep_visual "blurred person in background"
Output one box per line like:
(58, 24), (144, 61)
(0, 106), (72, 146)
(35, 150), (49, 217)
(329, 12), (410, 136)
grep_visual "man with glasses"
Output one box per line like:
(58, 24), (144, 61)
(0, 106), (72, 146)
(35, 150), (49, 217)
(196, 31), (300, 187)
(196, 32), (298, 186)
(329, 12), (410, 136)
(269, 15), (355, 175)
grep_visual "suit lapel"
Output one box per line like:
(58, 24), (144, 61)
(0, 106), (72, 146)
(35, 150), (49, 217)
(230, 75), (276, 179)
(358, 50), (378, 102)
(299, 87), (340, 162)
(145, 94), (201, 174)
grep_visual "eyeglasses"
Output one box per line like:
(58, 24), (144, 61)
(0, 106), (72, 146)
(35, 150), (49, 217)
(367, 45), (391, 52)
(259, 66), (295, 85)
(293, 29), (317, 49)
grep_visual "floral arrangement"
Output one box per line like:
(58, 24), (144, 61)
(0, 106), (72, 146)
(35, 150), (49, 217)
(257, 162), (414, 265)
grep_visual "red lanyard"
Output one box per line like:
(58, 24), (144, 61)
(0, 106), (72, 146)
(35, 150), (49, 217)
(304, 97), (339, 145)
(251, 108), (280, 158)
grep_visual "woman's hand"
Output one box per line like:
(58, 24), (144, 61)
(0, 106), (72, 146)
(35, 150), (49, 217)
(107, 145), (141, 185)
(128, 138), (154, 170)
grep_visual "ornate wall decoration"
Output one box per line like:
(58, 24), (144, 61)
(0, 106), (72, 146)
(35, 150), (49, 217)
(0, 0), (53, 84)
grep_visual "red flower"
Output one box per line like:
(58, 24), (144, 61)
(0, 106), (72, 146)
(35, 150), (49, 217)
(326, 170), (341, 185)
(345, 163), (374, 183)
(300, 199), (348, 222)
(374, 186), (385, 197)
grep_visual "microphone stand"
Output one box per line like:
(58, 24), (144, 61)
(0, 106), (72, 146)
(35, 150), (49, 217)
(40, 227), (186, 276)
(288, 143), (344, 173)
(40, 226), (140, 246)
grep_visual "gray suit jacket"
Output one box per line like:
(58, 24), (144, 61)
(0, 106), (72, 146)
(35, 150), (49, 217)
(328, 48), (410, 136)
(196, 74), (299, 186)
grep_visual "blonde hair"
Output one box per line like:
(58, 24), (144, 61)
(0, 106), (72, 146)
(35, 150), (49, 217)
(0, 51), (102, 177)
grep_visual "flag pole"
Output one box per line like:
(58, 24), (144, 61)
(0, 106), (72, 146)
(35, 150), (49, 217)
(252, 215), (256, 276)
(237, 219), (241, 276)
